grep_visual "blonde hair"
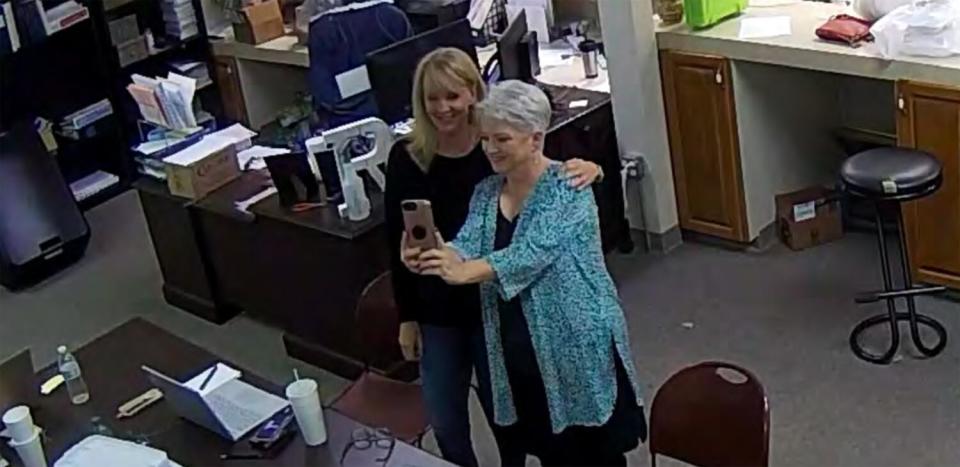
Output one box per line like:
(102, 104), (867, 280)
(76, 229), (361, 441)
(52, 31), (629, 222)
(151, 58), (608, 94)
(407, 47), (486, 170)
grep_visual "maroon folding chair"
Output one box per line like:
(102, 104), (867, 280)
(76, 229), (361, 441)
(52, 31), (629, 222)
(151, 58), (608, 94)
(331, 271), (429, 445)
(649, 361), (769, 467)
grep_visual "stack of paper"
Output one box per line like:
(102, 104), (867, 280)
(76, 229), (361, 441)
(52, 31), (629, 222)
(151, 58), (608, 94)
(127, 73), (198, 130)
(55, 435), (183, 467)
(70, 171), (120, 202)
(59, 99), (113, 139)
(237, 145), (291, 171)
(163, 123), (256, 166)
(169, 59), (211, 88)
(161, 0), (198, 40)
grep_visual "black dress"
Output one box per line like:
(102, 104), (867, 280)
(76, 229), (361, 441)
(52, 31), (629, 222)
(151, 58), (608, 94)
(384, 142), (492, 328)
(491, 208), (646, 466)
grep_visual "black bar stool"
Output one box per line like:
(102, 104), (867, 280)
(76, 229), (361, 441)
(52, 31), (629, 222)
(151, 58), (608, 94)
(840, 147), (948, 364)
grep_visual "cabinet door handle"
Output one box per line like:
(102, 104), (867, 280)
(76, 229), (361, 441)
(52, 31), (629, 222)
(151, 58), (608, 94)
(715, 70), (723, 85)
(897, 95), (906, 113)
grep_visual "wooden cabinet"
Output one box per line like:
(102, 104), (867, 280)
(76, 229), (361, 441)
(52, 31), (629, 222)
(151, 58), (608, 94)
(660, 51), (748, 242)
(897, 81), (960, 289)
(213, 56), (249, 125)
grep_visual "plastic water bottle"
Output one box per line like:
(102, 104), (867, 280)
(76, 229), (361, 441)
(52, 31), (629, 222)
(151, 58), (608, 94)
(57, 346), (89, 405)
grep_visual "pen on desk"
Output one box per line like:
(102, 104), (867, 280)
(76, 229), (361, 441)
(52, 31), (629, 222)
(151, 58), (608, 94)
(199, 365), (218, 391)
(220, 453), (262, 461)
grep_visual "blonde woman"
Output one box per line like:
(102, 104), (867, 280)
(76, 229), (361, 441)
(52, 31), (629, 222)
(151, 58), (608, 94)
(385, 47), (602, 466)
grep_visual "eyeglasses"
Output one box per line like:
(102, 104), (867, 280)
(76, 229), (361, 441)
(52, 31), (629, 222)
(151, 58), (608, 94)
(340, 427), (396, 466)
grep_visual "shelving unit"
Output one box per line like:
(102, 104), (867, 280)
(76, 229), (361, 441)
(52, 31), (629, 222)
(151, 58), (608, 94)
(0, 8), (131, 209)
(1, 0), (224, 211)
(87, 0), (223, 150)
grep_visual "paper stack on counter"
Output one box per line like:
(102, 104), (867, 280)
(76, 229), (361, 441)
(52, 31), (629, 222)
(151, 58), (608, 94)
(127, 73), (198, 130)
(163, 123), (256, 166)
(161, 0), (198, 40)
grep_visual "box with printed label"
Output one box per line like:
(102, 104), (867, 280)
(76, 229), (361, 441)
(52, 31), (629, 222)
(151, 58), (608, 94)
(164, 144), (239, 200)
(775, 186), (843, 251)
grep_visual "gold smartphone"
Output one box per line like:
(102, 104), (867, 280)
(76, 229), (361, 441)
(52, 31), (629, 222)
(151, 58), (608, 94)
(402, 199), (439, 250)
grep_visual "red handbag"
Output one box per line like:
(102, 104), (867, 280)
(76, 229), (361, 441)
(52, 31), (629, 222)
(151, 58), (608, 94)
(816, 14), (875, 47)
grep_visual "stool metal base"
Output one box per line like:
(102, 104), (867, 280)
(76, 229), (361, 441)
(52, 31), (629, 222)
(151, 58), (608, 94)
(850, 312), (948, 364)
(849, 201), (948, 365)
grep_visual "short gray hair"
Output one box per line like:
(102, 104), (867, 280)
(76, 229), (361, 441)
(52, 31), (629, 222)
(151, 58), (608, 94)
(475, 80), (551, 134)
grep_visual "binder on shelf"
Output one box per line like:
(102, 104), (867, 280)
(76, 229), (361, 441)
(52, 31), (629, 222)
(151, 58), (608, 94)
(61, 99), (114, 131)
(1, 1), (21, 53)
(70, 170), (120, 202)
(11, 0), (46, 45)
(42, 0), (87, 35)
(9, 0), (88, 46)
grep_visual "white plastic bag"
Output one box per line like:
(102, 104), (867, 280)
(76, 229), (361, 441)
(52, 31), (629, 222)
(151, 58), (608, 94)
(855, 0), (912, 21)
(870, 0), (960, 58)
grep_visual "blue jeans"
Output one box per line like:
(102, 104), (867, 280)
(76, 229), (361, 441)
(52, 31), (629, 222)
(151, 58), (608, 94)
(419, 324), (492, 467)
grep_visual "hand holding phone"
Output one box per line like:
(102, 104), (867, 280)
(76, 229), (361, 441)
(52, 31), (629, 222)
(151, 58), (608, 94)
(402, 200), (439, 250)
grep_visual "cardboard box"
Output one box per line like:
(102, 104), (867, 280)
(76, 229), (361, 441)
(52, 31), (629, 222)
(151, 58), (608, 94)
(233, 0), (284, 45)
(776, 186), (843, 251)
(116, 35), (148, 68)
(165, 144), (240, 200)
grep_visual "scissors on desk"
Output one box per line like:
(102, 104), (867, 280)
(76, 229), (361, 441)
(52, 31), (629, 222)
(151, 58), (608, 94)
(291, 202), (326, 213)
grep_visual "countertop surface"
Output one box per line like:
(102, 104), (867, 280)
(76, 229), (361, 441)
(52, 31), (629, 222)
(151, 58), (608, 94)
(656, 1), (960, 86)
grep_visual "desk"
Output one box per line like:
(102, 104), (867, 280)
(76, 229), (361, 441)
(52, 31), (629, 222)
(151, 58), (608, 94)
(0, 319), (451, 466)
(136, 82), (631, 378)
(655, 2), (960, 288)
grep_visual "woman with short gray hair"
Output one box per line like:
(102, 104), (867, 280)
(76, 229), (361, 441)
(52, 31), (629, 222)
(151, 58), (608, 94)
(414, 80), (647, 466)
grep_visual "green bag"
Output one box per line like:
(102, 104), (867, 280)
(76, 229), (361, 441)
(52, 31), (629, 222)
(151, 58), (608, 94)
(684, 0), (748, 28)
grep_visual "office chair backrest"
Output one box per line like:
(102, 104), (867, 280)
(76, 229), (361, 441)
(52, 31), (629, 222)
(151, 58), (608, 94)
(354, 271), (404, 370)
(650, 361), (769, 467)
(308, 1), (413, 129)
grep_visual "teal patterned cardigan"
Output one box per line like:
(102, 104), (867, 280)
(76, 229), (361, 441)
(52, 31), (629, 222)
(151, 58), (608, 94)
(450, 162), (643, 434)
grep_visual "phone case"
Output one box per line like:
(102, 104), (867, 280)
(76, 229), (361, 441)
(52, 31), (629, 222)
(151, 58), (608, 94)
(402, 200), (438, 250)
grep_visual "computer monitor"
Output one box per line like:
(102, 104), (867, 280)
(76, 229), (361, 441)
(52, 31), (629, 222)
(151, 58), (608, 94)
(366, 18), (479, 124)
(498, 9), (528, 80)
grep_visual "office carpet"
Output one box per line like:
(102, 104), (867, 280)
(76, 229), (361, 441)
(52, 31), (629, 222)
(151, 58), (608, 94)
(1, 191), (958, 467)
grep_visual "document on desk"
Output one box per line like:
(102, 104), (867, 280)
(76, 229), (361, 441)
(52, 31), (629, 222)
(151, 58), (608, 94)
(183, 362), (241, 396)
(207, 379), (288, 440)
(738, 16), (792, 39)
(55, 435), (183, 467)
(235, 187), (278, 212)
(163, 134), (234, 166)
(237, 145), (291, 171)
(212, 123), (256, 143)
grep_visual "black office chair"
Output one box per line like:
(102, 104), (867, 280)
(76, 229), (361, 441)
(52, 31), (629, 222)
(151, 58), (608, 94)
(840, 147), (948, 364)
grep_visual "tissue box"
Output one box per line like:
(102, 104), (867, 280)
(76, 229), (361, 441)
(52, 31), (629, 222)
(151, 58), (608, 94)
(233, 0), (284, 45)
